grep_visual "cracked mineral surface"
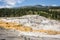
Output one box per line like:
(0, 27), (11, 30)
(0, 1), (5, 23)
(0, 15), (60, 40)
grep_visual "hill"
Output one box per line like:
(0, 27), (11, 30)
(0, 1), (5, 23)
(0, 5), (60, 20)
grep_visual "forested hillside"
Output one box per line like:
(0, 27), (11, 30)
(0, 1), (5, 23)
(0, 5), (60, 20)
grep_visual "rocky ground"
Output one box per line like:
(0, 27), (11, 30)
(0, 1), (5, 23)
(1, 15), (60, 31)
(0, 15), (60, 40)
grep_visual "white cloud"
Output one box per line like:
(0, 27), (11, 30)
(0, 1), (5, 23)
(0, 0), (25, 8)
(51, 4), (57, 6)
(41, 4), (46, 6)
(0, 5), (13, 8)
(4, 0), (17, 6)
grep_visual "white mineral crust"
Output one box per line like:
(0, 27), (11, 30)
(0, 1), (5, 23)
(0, 15), (60, 38)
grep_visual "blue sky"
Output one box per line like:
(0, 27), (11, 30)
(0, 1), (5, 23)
(0, 0), (60, 8)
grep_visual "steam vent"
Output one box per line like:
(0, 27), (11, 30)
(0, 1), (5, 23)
(0, 15), (60, 40)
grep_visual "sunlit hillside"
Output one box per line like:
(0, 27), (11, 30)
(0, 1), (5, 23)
(0, 5), (60, 20)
